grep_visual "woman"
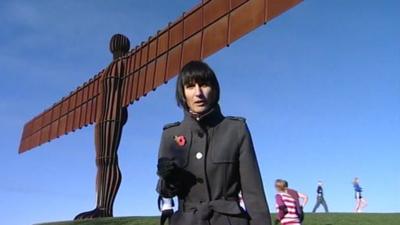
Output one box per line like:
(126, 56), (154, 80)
(353, 177), (367, 213)
(156, 61), (271, 225)
(274, 179), (302, 225)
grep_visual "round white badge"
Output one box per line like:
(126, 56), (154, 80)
(196, 152), (203, 159)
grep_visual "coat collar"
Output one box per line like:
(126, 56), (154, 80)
(182, 104), (224, 130)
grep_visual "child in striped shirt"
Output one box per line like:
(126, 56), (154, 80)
(275, 179), (302, 225)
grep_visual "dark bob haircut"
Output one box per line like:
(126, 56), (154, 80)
(176, 61), (220, 110)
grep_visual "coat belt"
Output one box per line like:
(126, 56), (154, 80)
(183, 199), (242, 222)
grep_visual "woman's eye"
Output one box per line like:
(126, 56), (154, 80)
(185, 84), (195, 88)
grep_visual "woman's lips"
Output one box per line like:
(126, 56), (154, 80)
(194, 100), (207, 106)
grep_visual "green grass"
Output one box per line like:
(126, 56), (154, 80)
(302, 213), (399, 225)
(37, 213), (400, 225)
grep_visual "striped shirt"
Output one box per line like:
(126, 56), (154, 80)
(276, 192), (301, 225)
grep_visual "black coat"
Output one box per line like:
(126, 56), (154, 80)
(157, 106), (271, 225)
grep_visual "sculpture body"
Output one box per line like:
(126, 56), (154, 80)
(75, 35), (130, 219)
(18, 0), (302, 219)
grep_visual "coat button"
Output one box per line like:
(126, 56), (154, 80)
(196, 178), (204, 183)
(196, 152), (203, 159)
(197, 132), (204, 138)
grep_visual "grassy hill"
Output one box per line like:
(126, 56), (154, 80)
(37, 213), (400, 225)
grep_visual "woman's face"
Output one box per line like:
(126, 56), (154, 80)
(184, 82), (214, 114)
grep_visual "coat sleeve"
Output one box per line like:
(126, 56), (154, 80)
(156, 130), (178, 198)
(239, 122), (272, 225)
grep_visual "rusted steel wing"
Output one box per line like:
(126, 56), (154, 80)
(120, 0), (303, 106)
(19, 72), (103, 153)
(19, 0), (302, 153)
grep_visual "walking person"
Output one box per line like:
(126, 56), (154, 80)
(353, 177), (367, 213)
(156, 61), (272, 225)
(312, 181), (329, 213)
(274, 179), (304, 225)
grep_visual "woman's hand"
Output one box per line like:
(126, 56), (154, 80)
(157, 157), (178, 181)
(157, 157), (197, 197)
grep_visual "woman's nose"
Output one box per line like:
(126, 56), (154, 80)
(194, 84), (202, 96)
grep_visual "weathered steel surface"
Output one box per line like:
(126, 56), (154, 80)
(19, 73), (102, 152)
(19, 0), (302, 153)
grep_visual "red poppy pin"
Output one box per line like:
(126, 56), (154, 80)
(174, 135), (186, 147)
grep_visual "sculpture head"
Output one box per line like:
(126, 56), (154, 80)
(109, 34), (130, 59)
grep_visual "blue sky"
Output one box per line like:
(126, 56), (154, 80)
(1, 0), (399, 224)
